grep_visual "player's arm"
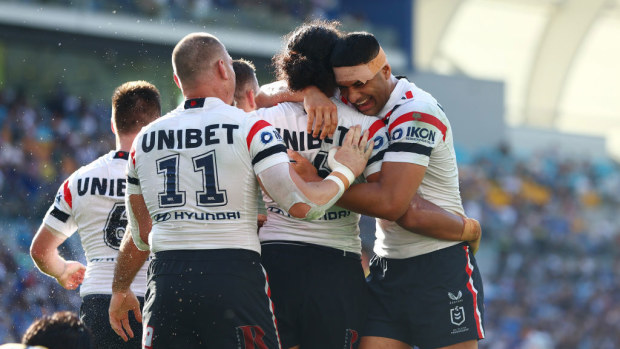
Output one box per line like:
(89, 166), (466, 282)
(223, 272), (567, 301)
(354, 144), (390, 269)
(30, 224), (86, 290)
(109, 193), (151, 342)
(292, 152), (476, 243)
(255, 80), (337, 139)
(258, 125), (372, 220)
(395, 194), (481, 245)
(337, 161), (424, 221)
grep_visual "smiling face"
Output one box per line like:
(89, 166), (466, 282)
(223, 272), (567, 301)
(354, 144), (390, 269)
(337, 65), (393, 116)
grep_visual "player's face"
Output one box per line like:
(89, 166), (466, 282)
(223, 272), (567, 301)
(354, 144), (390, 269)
(337, 70), (391, 116)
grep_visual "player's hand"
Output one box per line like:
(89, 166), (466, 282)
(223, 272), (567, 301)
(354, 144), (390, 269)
(462, 218), (482, 255)
(332, 125), (374, 178)
(257, 214), (267, 229)
(288, 149), (321, 182)
(303, 86), (337, 139)
(56, 261), (86, 290)
(109, 290), (142, 342)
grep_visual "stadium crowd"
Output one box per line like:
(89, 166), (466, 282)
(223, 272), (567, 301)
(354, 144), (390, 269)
(13, 0), (342, 24)
(1, 87), (620, 348)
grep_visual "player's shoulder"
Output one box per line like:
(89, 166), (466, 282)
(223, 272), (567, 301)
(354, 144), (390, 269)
(254, 102), (305, 125)
(391, 95), (447, 127)
(70, 151), (117, 179)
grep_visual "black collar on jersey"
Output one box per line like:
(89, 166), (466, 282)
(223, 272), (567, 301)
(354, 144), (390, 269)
(184, 98), (206, 109)
(114, 151), (129, 160)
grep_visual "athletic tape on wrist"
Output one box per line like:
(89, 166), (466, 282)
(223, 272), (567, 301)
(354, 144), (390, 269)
(327, 147), (356, 185)
(325, 174), (345, 195)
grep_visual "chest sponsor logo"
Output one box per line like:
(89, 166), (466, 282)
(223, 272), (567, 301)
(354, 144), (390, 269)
(267, 206), (351, 220)
(77, 177), (126, 197)
(154, 211), (240, 222)
(274, 128), (321, 151)
(141, 124), (239, 153)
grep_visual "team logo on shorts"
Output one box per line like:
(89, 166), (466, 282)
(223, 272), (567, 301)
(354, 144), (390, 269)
(448, 291), (462, 301)
(450, 306), (465, 326)
(344, 329), (359, 349)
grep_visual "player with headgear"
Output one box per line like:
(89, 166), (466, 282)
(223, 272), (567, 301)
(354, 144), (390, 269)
(30, 81), (161, 349)
(327, 32), (486, 349)
(247, 20), (480, 349)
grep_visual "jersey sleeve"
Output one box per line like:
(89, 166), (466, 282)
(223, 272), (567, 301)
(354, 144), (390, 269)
(384, 102), (447, 167)
(253, 102), (300, 125)
(361, 117), (389, 178)
(245, 117), (289, 174)
(126, 139), (142, 195)
(42, 176), (77, 237)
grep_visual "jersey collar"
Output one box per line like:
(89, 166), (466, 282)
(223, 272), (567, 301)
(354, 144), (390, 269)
(113, 151), (129, 160)
(379, 78), (418, 123)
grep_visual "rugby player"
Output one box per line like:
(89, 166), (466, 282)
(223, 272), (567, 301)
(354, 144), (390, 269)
(108, 32), (372, 348)
(247, 21), (477, 349)
(233, 58), (260, 113)
(21, 311), (94, 349)
(257, 21), (384, 349)
(232, 58), (268, 229)
(310, 32), (486, 349)
(30, 81), (161, 348)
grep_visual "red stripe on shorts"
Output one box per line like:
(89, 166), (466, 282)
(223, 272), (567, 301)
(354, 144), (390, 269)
(463, 246), (485, 339)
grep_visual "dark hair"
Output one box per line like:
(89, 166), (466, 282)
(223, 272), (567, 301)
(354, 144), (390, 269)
(22, 311), (94, 349)
(330, 31), (380, 68)
(273, 20), (343, 96)
(233, 59), (258, 99)
(112, 80), (161, 135)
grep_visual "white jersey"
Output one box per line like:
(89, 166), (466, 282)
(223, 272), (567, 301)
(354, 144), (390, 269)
(374, 78), (463, 258)
(256, 99), (389, 253)
(43, 151), (148, 297)
(126, 97), (289, 254)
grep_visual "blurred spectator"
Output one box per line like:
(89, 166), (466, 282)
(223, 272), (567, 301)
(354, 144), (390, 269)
(21, 311), (93, 349)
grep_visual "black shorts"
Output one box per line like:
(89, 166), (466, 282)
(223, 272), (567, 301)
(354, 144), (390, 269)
(142, 249), (280, 349)
(80, 294), (144, 349)
(365, 242), (485, 348)
(261, 241), (368, 349)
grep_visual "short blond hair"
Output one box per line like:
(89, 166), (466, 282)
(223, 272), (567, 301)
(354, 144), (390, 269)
(172, 32), (226, 88)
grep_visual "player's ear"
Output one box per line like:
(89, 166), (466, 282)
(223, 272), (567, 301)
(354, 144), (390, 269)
(173, 74), (181, 89)
(381, 64), (391, 79)
(247, 89), (257, 111)
(218, 59), (229, 81)
(111, 119), (116, 135)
